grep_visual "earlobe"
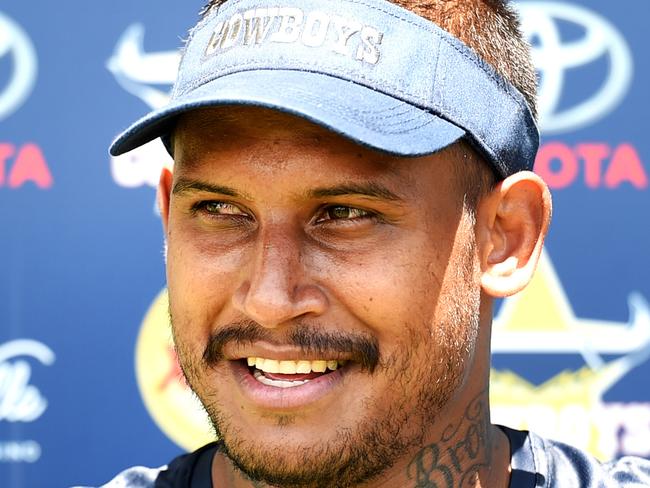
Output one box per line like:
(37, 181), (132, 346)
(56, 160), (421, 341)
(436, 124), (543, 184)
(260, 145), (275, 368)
(158, 167), (174, 235)
(478, 171), (552, 297)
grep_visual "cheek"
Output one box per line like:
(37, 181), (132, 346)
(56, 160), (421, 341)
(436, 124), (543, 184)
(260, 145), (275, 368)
(166, 230), (248, 347)
(318, 234), (448, 342)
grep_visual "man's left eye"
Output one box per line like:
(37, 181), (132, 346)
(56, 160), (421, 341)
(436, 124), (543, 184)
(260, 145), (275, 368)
(318, 205), (371, 221)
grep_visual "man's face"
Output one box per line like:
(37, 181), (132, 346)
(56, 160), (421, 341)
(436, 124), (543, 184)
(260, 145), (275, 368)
(164, 107), (484, 486)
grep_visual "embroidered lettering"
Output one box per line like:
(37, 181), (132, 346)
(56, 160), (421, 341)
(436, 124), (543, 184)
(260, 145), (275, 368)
(301, 11), (330, 47)
(243, 8), (276, 45)
(205, 21), (227, 56)
(221, 12), (245, 48)
(203, 6), (383, 65)
(269, 7), (304, 43)
(331, 16), (362, 56)
(356, 26), (383, 64)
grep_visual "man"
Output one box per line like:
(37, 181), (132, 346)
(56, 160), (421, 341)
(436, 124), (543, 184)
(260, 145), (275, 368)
(94, 0), (650, 486)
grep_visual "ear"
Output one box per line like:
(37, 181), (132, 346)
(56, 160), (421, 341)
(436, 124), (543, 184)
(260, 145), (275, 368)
(476, 171), (552, 297)
(157, 167), (174, 236)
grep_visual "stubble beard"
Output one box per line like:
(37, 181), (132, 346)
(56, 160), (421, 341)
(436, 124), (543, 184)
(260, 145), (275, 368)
(171, 214), (481, 488)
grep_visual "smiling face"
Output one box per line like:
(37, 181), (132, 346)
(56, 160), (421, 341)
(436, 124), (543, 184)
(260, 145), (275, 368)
(161, 106), (489, 487)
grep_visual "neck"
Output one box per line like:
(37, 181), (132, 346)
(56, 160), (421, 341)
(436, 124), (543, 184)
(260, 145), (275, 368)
(398, 390), (510, 488)
(212, 389), (511, 488)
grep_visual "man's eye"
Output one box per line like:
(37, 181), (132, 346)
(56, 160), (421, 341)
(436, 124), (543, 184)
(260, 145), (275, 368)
(318, 205), (371, 221)
(195, 201), (247, 216)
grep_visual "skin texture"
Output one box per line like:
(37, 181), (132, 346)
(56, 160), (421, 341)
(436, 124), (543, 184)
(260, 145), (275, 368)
(158, 106), (551, 488)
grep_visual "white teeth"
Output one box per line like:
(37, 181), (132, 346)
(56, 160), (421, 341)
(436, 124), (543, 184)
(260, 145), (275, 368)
(263, 359), (280, 373)
(279, 361), (297, 374)
(296, 360), (311, 374)
(246, 358), (343, 374)
(253, 369), (308, 388)
(312, 360), (327, 373)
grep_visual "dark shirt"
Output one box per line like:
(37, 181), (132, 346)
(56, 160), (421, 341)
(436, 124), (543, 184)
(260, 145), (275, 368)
(81, 427), (650, 487)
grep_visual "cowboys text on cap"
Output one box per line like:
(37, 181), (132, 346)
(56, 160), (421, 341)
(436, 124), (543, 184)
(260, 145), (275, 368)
(205, 7), (384, 65)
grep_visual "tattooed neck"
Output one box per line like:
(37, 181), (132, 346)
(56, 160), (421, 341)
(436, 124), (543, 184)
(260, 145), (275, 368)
(406, 390), (495, 488)
(216, 389), (502, 488)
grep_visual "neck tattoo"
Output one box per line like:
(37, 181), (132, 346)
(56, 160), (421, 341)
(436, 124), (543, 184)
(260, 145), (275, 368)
(406, 391), (492, 488)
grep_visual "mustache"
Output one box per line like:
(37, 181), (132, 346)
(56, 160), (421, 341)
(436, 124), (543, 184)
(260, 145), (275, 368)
(203, 321), (380, 372)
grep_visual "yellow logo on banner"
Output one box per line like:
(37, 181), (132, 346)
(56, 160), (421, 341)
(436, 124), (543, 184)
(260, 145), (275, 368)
(490, 251), (650, 460)
(135, 289), (215, 451)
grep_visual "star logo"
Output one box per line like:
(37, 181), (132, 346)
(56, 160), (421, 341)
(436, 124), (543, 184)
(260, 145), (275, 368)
(490, 251), (650, 459)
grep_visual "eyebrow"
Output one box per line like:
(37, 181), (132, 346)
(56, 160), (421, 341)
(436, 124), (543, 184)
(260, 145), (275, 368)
(172, 178), (403, 203)
(172, 178), (251, 199)
(308, 183), (403, 202)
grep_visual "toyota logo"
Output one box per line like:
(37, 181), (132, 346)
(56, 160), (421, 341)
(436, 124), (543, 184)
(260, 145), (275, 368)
(517, 2), (633, 135)
(0, 12), (37, 122)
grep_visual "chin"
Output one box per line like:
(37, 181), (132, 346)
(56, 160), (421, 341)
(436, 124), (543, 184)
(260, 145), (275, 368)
(215, 420), (393, 488)
(201, 374), (454, 488)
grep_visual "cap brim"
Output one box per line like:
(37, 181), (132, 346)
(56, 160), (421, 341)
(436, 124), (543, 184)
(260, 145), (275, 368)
(109, 70), (465, 157)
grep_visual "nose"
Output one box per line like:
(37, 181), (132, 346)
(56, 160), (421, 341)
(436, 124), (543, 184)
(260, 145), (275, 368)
(232, 225), (328, 328)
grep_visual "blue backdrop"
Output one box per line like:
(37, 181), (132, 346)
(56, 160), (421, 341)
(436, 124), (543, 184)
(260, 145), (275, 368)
(1, 1), (648, 487)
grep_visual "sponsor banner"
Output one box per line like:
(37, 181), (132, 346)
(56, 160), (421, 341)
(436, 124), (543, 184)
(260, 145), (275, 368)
(518, 2), (633, 135)
(135, 290), (214, 451)
(0, 11), (53, 192)
(0, 1), (648, 487)
(0, 12), (37, 122)
(0, 340), (55, 464)
(1, 3), (200, 487)
(490, 251), (650, 460)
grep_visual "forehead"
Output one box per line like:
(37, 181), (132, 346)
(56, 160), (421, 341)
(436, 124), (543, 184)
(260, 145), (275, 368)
(174, 109), (399, 196)
(172, 105), (464, 173)
(170, 106), (474, 206)
(173, 106), (387, 158)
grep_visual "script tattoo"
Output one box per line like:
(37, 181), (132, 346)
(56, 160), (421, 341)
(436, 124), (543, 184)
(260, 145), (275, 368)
(407, 391), (490, 488)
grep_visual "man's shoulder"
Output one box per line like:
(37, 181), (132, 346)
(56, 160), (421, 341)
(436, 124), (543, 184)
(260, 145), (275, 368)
(603, 457), (650, 487)
(503, 426), (650, 487)
(75, 442), (220, 488)
(541, 434), (650, 487)
(97, 465), (164, 488)
(70, 465), (163, 488)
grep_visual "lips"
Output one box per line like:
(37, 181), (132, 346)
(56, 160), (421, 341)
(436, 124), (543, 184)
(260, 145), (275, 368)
(228, 356), (351, 410)
(247, 357), (347, 387)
